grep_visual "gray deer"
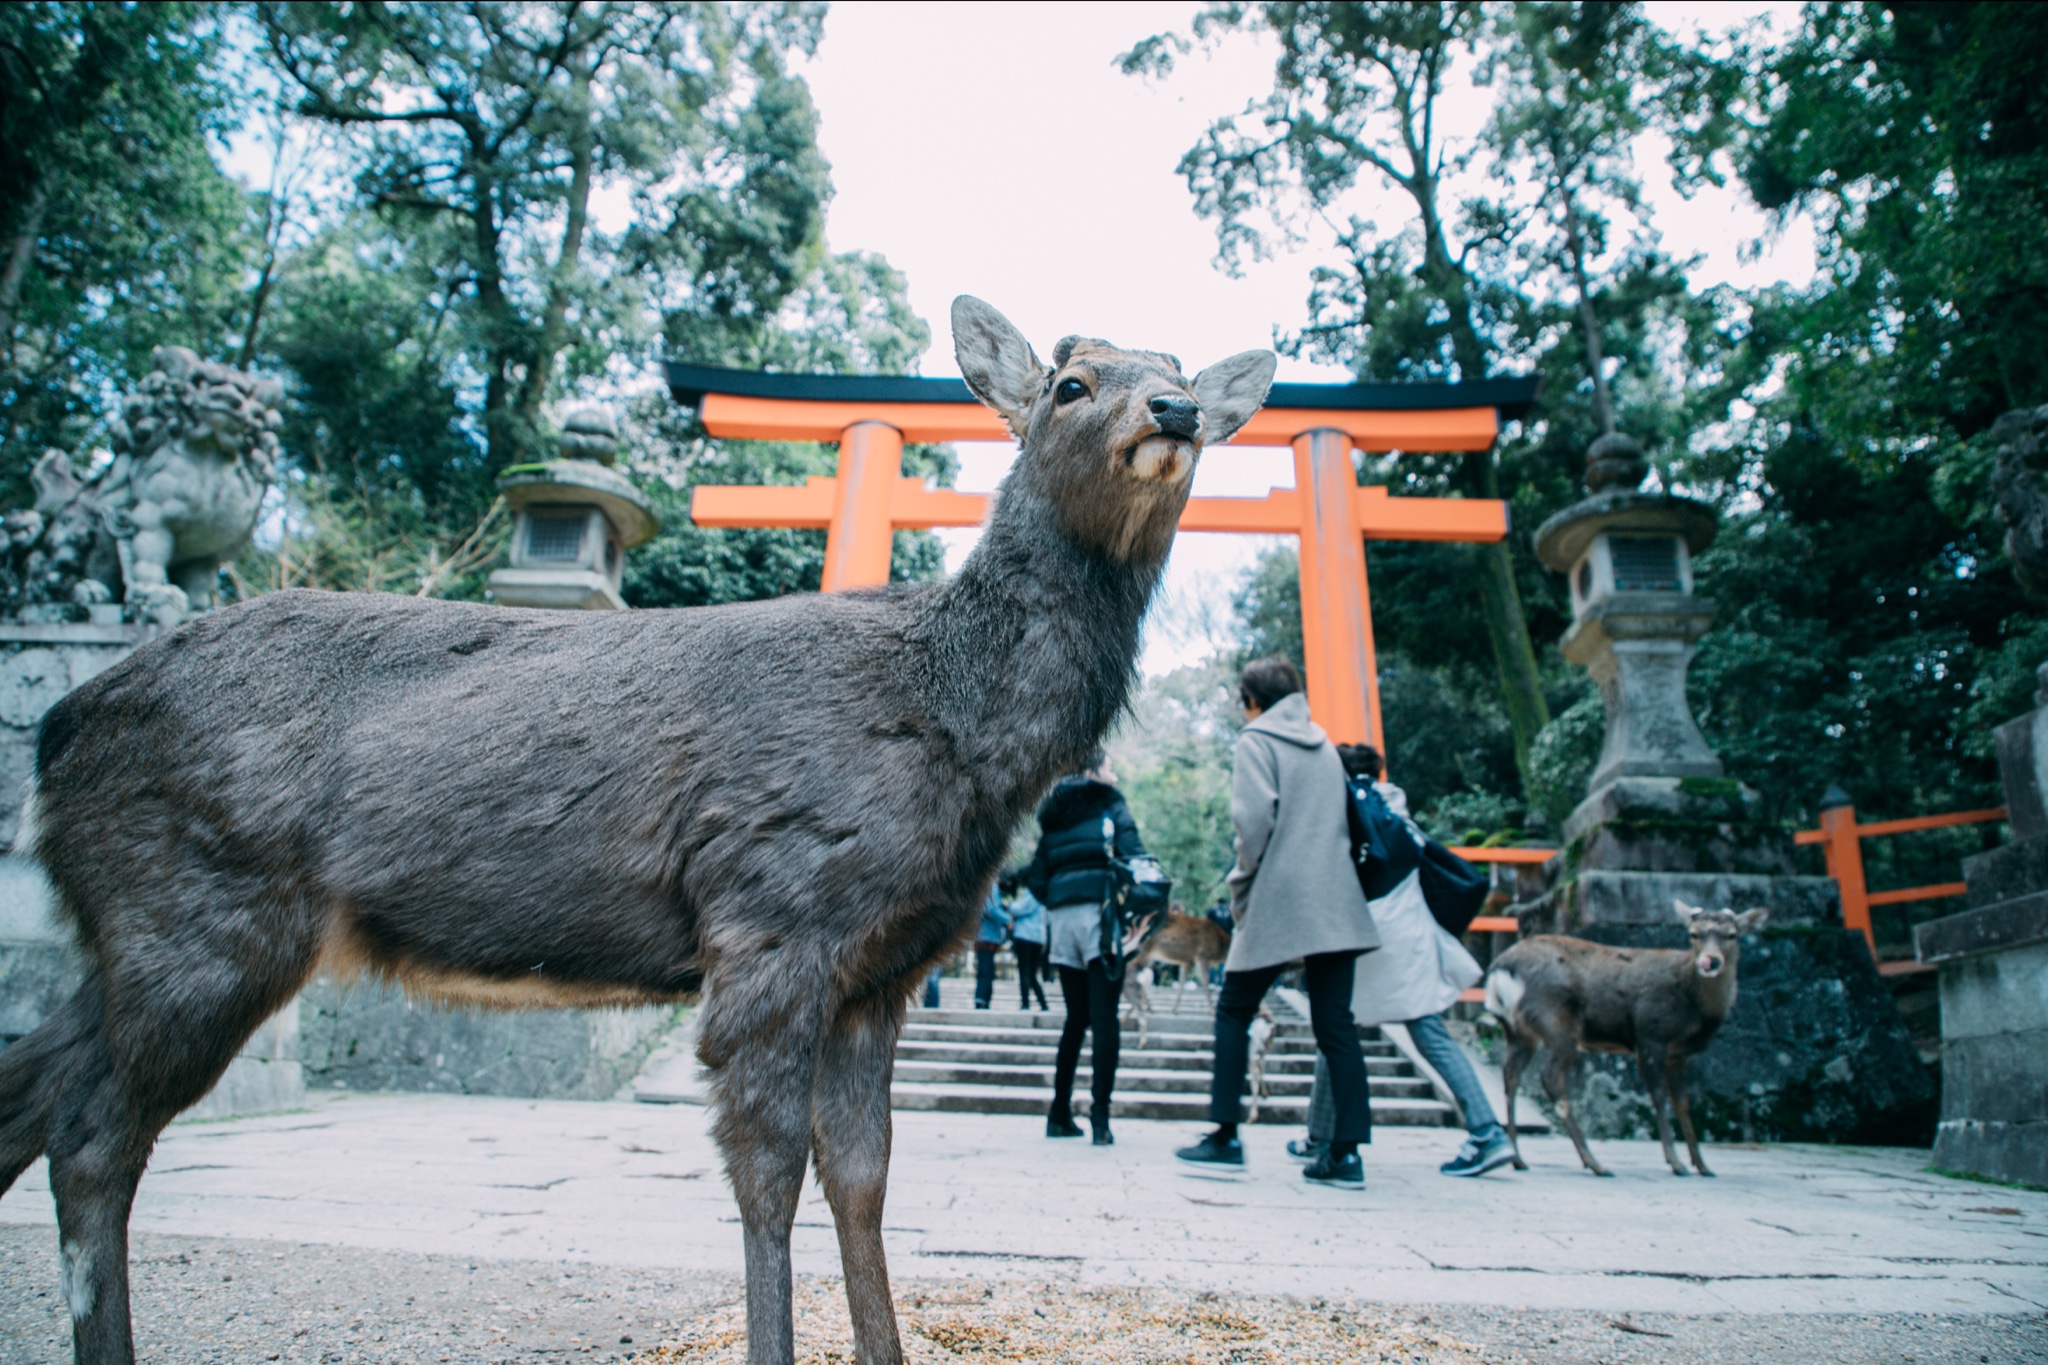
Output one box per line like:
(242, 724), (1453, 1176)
(0, 297), (1276, 1365)
(1484, 901), (1768, 1178)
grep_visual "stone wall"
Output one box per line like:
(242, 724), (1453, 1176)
(300, 978), (675, 1101)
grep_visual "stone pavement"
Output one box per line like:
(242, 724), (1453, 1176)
(3, 1092), (2043, 1322)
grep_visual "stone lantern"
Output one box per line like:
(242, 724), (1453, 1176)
(487, 408), (659, 610)
(1505, 432), (1932, 1148)
(1535, 433), (1722, 794)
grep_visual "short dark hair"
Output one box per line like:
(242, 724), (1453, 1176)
(1336, 743), (1383, 781)
(1074, 747), (1108, 776)
(1239, 657), (1302, 711)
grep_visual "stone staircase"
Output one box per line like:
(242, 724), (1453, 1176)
(888, 978), (1456, 1125)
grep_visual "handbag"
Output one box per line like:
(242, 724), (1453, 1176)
(1416, 838), (1488, 937)
(1345, 775), (1420, 900)
(1099, 816), (1172, 984)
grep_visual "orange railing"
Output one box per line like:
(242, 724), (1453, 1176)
(1793, 802), (2006, 972)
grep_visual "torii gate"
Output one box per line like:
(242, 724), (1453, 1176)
(666, 363), (1536, 746)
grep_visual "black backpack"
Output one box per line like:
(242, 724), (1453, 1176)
(1345, 775), (1419, 899)
(1346, 776), (1489, 936)
(1098, 817), (1172, 984)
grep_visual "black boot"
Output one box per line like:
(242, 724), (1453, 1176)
(1090, 1101), (1114, 1146)
(1046, 1103), (1083, 1139)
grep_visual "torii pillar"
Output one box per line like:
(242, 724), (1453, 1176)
(668, 362), (1535, 746)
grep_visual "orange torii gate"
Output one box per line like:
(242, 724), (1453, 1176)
(666, 363), (1537, 746)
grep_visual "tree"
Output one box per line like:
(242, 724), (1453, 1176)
(1134, 2), (1738, 812)
(1125, 2), (1556, 787)
(0, 2), (253, 502)
(243, 2), (947, 606)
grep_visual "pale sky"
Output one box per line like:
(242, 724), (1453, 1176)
(795, 1), (1814, 673)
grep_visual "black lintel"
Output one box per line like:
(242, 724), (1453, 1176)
(663, 361), (1538, 420)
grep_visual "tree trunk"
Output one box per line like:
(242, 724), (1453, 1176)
(0, 181), (50, 360)
(1563, 196), (1615, 437)
(1416, 191), (1553, 791)
(516, 67), (595, 434)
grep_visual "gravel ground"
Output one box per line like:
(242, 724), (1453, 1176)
(4, 1223), (2044, 1365)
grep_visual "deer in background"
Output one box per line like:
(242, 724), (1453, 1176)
(0, 297), (1275, 1365)
(1484, 901), (1768, 1178)
(1118, 905), (1231, 1046)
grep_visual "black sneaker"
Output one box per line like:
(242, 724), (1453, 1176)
(1440, 1131), (1517, 1177)
(1174, 1131), (1245, 1175)
(1285, 1138), (1326, 1164)
(1303, 1150), (1364, 1189)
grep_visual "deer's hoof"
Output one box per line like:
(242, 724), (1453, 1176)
(1670, 1166), (1690, 1177)
(1590, 1167), (1614, 1178)
(1696, 1167), (1716, 1178)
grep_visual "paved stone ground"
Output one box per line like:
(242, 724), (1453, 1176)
(2, 1092), (2044, 1362)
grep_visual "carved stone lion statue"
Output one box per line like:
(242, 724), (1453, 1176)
(1992, 405), (2048, 601)
(9, 346), (281, 624)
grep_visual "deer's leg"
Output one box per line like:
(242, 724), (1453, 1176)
(1500, 1035), (1534, 1171)
(811, 989), (907, 1365)
(1669, 1049), (1713, 1177)
(1636, 1048), (1686, 1176)
(701, 964), (825, 1365)
(52, 930), (309, 1364)
(1540, 1045), (1609, 1177)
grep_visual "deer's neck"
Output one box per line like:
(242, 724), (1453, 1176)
(914, 486), (1162, 813)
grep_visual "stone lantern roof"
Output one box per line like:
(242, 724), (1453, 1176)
(1532, 433), (1717, 573)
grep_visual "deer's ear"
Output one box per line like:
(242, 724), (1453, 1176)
(1674, 898), (1703, 920)
(1736, 907), (1770, 936)
(1194, 350), (1278, 445)
(953, 297), (1046, 437)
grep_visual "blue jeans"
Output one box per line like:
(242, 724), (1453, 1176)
(1310, 1013), (1501, 1142)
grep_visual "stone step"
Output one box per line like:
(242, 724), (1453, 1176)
(890, 1060), (1441, 1100)
(887, 1081), (1455, 1126)
(898, 1022), (1393, 1056)
(892, 1041), (1409, 1075)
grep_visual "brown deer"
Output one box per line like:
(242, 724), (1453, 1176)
(1484, 901), (1768, 1178)
(1126, 906), (1230, 1011)
(0, 297), (1275, 1365)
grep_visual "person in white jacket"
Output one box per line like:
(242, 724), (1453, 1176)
(1293, 744), (1518, 1178)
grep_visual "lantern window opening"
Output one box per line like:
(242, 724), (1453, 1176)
(526, 513), (588, 564)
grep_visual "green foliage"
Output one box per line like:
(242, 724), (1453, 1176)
(0, 2), (254, 504)
(1526, 692), (1604, 826)
(1109, 659), (1242, 909)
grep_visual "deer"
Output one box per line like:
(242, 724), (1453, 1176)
(0, 296), (1277, 1365)
(1125, 905), (1230, 1012)
(1483, 900), (1768, 1179)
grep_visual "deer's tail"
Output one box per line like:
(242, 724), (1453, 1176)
(0, 969), (103, 1195)
(1482, 965), (1526, 1032)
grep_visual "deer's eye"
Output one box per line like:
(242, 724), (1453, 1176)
(1055, 377), (1089, 405)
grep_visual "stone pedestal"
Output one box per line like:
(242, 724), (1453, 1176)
(1914, 692), (2048, 1186)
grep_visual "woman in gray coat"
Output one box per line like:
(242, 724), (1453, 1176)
(1176, 657), (1379, 1188)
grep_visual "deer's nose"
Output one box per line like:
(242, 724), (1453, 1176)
(1149, 395), (1201, 440)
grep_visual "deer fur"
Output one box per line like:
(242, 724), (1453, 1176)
(1484, 900), (1768, 1178)
(0, 296), (1275, 1365)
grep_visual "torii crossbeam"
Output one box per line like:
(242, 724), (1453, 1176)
(667, 362), (1537, 746)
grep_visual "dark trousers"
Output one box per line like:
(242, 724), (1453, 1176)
(973, 944), (998, 1009)
(1053, 959), (1120, 1115)
(1015, 942), (1049, 1010)
(1208, 951), (1371, 1143)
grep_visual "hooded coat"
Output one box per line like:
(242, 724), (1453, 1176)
(1223, 692), (1379, 972)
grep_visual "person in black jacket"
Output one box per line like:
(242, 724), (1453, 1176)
(1018, 749), (1149, 1146)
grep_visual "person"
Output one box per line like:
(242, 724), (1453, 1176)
(1009, 883), (1050, 1011)
(972, 884), (1007, 1009)
(1018, 749), (1149, 1146)
(1292, 744), (1519, 1178)
(1176, 657), (1380, 1189)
